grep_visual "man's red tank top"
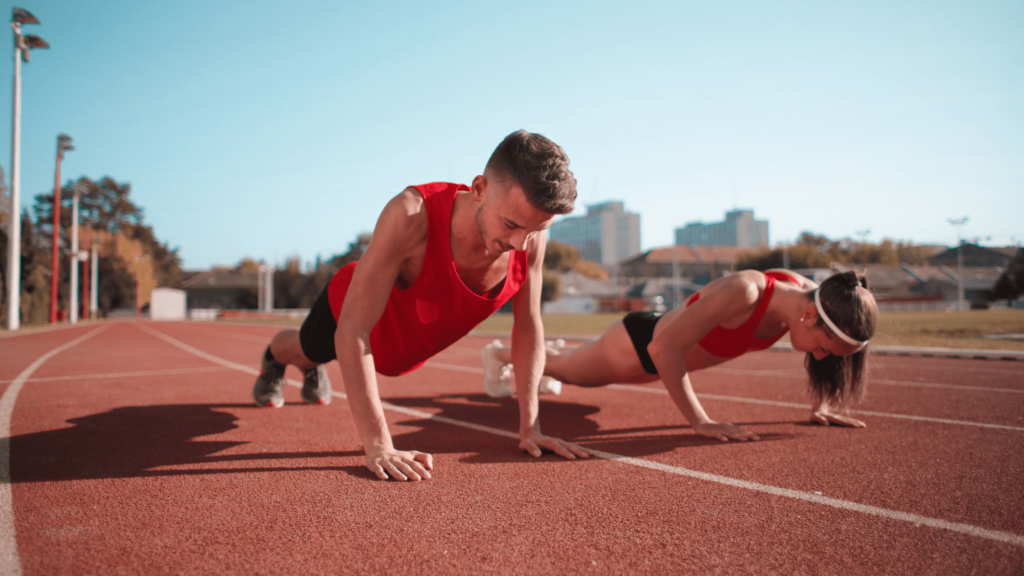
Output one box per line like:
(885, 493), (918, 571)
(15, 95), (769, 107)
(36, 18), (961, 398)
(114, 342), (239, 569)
(685, 271), (799, 358)
(327, 182), (528, 377)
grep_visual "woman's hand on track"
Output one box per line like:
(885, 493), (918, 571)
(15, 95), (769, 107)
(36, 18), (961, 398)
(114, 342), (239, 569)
(694, 421), (760, 442)
(519, 431), (594, 460)
(810, 409), (866, 428)
(365, 449), (433, 481)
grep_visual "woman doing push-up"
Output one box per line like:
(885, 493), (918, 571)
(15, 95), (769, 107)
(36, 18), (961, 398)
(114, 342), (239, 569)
(481, 269), (877, 442)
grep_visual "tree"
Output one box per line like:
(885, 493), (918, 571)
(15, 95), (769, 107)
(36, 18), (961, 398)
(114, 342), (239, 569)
(572, 260), (609, 280)
(30, 176), (181, 318)
(544, 241), (580, 272)
(541, 270), (562, 303)
(328, 233), (372, 270)
(739, 232), (937, 271)
(993, 248), (1024, 303)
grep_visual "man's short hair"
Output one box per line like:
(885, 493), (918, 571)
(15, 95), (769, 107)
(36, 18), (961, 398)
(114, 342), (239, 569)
(485, 130), (577, 215)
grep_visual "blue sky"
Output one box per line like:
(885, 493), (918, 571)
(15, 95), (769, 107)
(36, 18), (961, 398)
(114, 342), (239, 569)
(1, 1), (1021, 269)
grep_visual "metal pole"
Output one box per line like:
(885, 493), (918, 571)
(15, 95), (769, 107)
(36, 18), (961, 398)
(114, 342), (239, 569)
(69, 187), (79, 323)
(266, 266), (274, 312)
(89, 242), (98, 318)
(6, 23), (22, 330)
(257, 265), (264, 312)
(672, 251), (679, 310)
(948, 217), (968, 312)
(49, 143), (62, 323)
(957, 240), (964, 311)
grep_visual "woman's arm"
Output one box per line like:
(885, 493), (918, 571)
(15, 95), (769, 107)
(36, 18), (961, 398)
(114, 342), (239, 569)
(647, 274), (763, 441)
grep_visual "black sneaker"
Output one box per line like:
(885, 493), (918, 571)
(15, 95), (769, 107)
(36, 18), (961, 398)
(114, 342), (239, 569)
(252, 347), (286, 408)
(301, 365), (332, 405)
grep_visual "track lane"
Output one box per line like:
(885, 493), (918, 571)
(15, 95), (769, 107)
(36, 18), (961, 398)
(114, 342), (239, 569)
(6, 322), (1022, 574)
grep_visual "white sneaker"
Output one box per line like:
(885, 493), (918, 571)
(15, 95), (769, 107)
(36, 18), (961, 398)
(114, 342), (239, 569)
(547, 338), (566, 352)
(539, 376), (562, 395)
(482, 340), (514, 398)
(506, 366), (562, 396)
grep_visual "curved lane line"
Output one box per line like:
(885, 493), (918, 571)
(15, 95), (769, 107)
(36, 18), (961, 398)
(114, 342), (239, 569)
(0, 324), (112, 576)
(606, 384), (1024, 432)
(134, 325), (1024, 548)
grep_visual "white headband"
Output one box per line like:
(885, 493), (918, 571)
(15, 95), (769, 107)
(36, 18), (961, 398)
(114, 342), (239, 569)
(814, 289), (868, 349)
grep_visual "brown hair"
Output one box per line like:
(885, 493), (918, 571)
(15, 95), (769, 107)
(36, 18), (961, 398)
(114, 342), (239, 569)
(804, 271), (878, 408)
(485, 130), (577, 215)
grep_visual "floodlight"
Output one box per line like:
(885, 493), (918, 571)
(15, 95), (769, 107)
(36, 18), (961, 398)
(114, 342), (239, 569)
(24, 34), (48, 49)
(12, 7), (39, 25)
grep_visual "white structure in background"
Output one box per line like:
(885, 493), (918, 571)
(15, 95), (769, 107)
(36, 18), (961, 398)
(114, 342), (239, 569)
(257, 265), (274, 312)
(150, 288), (187, 321)
(69, 183), (87, 323)
(675, 209), (769, 248)
(548, 201), (641, 269)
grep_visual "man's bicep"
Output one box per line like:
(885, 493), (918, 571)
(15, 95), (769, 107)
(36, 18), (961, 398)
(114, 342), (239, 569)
(511, 232), (547, 322)
(338, 192), (425, 333)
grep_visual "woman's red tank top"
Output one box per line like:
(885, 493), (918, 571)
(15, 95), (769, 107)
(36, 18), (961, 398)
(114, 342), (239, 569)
(327, 182), (528, 376)
(685, 271), (799, 358)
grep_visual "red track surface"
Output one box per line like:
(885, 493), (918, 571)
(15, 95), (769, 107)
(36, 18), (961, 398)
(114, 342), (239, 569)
(2, 321), (1022, 574)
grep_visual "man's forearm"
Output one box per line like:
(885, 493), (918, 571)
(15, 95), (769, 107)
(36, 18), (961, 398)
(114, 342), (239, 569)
(511, 317), (545, 435)
(336, 330), (393, 454)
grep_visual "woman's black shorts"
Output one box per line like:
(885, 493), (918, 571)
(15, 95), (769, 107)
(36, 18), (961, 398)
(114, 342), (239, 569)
(298, 283), (338, 364)
(621, 311), (662, 375)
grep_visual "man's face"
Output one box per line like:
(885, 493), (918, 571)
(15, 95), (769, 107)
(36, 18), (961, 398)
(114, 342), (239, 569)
(472, 173), (556, 257)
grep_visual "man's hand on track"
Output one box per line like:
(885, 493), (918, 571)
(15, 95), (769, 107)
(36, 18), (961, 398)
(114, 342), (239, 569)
(519, 431), (593, 460)
(366, 449), (433, 481)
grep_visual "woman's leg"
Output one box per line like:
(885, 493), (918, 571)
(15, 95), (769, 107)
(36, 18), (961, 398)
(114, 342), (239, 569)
(493, 320), (657, 386)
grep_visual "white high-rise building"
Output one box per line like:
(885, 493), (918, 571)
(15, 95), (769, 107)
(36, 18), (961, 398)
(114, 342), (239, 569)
(674, 209), (769, 248)
(548, 201), (641, 269)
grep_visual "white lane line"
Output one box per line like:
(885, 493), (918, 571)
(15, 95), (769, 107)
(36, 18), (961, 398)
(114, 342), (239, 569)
(159, 324), (273, 344)
(424, 363), (1024, 432)
(701, 368), (1023, 394)
(136, 326), (1024, 547)
(588, 449), (1024, 546)
(135, 323), (262, 375)
(0, 365), (258, 385)
(0, 324), (112, 576)
(607, 385), (1024, 432)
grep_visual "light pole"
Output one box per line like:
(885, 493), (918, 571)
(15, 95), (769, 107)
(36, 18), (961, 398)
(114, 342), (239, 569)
(49, 134), (73, 323)
(69, 182), (87, 323)
(948, 217), (968, 311)
(89, 241), (98, 319)
(5, 7), (47, 330)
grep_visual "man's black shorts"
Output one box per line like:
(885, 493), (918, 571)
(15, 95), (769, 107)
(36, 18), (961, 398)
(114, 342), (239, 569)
(298, 283), (338, 364)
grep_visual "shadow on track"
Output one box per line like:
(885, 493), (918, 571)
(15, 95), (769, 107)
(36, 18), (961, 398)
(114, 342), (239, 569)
(10, 404), (362, 483)
(382, 394), (799, 461)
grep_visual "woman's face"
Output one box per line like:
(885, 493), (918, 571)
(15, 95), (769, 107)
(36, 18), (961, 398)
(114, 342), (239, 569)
(790, 316), (861, 360)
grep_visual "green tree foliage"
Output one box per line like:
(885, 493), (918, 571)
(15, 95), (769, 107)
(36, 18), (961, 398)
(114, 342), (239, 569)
(1, 175), (181, 322)
(541, 270), (562, 303)
(544, 240), (580, 272)
(993, 248), (1024, 302)
(260, 233), (373, 309)
(738, 232), (937, 271)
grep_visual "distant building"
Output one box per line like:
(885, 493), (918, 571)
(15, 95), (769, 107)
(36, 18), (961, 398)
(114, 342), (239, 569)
(178, 269), (258, 310)
(548, 201), (641, 269)
(619, 245), (755, 281)
(929, 244), (1018, 268)
(675, 209), (769, 248)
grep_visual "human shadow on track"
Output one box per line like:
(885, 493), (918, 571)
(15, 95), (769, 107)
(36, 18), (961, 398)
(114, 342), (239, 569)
(10, 404), (362, 483)
(380, 394), (798, 462)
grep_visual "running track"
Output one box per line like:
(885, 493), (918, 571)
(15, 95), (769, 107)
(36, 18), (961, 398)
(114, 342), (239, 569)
(1, 321), (1022, 574)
